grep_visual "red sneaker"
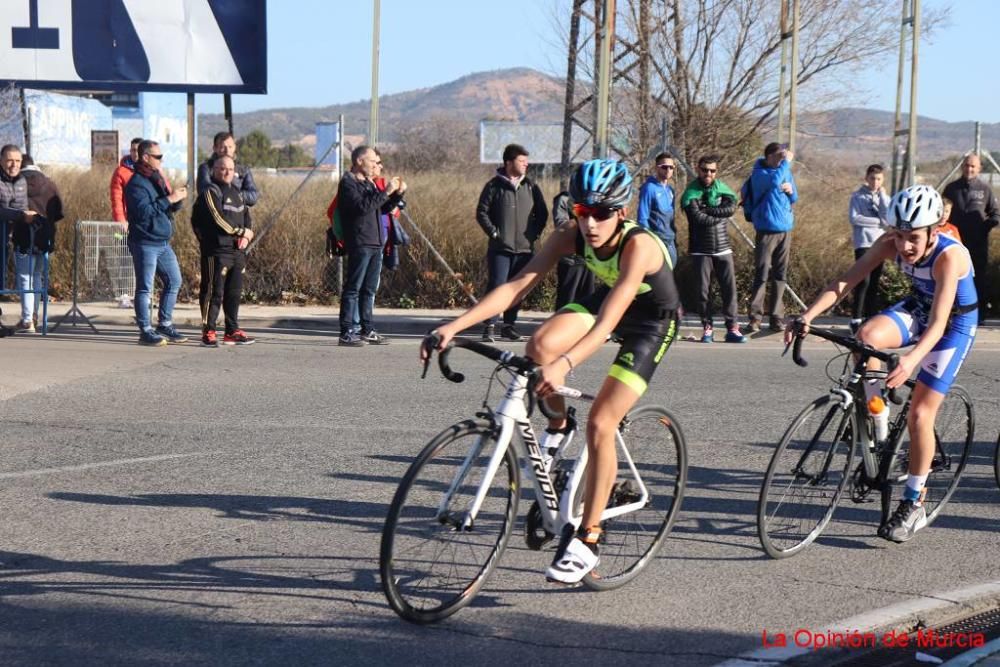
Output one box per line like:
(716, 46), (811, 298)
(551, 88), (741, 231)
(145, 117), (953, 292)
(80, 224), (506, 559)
(201, 330), (218, 347)
(223, 329), (256, 345)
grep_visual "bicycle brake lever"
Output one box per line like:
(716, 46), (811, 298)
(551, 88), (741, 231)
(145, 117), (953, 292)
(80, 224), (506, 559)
(420, 331), (442, 379)
(886, 353), (904, 405)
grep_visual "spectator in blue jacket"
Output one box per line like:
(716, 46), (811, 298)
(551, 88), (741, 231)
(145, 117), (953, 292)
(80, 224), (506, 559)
(742, 142), (798, 332)
(637, 152), (677, 266)
(125, 140), (189, 347)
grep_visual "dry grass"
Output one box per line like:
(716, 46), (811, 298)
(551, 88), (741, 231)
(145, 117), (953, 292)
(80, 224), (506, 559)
(31, 164), (1000, 316)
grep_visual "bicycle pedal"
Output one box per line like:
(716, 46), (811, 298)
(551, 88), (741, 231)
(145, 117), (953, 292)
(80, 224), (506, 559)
(544, 577), (584, 588)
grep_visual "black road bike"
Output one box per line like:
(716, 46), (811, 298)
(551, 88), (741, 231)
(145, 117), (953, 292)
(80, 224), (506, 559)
(757, 325), (974, 558)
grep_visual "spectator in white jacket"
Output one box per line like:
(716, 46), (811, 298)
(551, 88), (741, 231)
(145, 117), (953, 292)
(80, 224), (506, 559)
(847, 163), (890, 332)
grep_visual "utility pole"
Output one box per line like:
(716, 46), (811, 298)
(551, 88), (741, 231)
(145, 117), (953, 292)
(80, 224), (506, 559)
(788, 0), (799, 152)
(775, 0), (799, 150)
(559, 1), (583, 189)
(369, 0), (381, 145)
(593, 0), (615, 158)
(890, 0), (919, 193)
(561, 0), (664, 171)
(223, 94), (234, 135)
(187, 93), (195, 189)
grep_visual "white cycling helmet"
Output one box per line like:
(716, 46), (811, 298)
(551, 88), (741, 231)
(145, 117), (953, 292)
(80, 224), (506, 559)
(886, 184), (943, 231)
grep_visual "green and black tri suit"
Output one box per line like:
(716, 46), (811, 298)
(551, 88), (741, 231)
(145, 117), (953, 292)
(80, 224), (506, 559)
(560, 220), (680, 395)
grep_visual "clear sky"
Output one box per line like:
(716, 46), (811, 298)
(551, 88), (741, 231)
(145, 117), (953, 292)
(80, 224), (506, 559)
(200, 0), (996, 125)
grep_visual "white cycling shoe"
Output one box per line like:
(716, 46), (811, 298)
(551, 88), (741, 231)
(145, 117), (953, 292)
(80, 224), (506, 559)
(545, 534), (599, 584)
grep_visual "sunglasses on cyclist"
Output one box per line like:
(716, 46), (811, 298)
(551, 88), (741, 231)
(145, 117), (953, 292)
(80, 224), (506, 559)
(148, 154), (164, 160)
(572, 203), (620, 220)
(657, 164), (675, 170)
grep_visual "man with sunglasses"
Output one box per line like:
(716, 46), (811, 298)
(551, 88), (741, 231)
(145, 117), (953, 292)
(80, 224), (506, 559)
(682, 155), (747, 343)
(425, 159), (680, 584)
(637, 152), (678, 267)
(124, 140), (189, 346)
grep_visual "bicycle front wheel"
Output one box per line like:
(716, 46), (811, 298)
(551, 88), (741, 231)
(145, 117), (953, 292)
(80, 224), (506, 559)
(758, 394), (856, 559)
(921, 385), (974, 524)
(380, 419), (518, 624)
(583, 405), (687, 591)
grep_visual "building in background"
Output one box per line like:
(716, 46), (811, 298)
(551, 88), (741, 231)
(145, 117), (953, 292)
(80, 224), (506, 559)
(0, 88), (189, 178)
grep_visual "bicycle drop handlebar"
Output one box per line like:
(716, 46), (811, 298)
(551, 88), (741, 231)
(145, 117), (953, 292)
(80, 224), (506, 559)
(786, 320), (903, 405)
(421, 335), (595, 418)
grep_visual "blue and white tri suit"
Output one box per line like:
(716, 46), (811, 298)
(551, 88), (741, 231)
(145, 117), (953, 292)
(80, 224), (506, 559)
(882, 234), (978, 394)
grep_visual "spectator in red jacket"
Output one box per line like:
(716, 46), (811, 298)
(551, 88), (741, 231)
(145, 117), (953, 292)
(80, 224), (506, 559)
(109, 137), (143, 224)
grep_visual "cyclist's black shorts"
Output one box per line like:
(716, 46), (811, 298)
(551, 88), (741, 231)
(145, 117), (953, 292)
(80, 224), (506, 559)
(560, 286), (678, 396)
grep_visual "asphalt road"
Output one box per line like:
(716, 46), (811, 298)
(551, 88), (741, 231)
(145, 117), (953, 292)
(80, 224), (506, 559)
(1, 325), (999, 666)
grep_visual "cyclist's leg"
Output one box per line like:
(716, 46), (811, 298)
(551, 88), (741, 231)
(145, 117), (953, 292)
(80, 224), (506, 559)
(527, 289), (606, 429)
(580, 377), (643, 530)
(907, 322), (976, 479)
(581, 317), (679, 531)
(857, 302), (911, 375)
(547, 315), (677, 583)
(907, 382), (946, 478)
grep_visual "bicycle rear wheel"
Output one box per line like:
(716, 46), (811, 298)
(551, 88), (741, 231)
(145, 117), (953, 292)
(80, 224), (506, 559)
(583, 405), (687, 591)
(758, 394), (856, 559)
(380, 419), (518, 624)
(920, 385), (974, 524)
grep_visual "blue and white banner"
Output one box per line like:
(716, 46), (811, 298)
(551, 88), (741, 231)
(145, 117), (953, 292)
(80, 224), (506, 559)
(1, 0), (267, 94)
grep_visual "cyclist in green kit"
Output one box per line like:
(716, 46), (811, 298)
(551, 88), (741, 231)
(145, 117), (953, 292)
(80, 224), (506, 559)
(422, 158), (681, 583)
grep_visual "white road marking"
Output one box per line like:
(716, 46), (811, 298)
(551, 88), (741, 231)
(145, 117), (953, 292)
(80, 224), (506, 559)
(0, 451), (225, 479)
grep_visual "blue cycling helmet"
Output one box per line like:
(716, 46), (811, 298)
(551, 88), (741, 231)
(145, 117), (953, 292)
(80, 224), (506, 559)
(569, 159), (633, 209)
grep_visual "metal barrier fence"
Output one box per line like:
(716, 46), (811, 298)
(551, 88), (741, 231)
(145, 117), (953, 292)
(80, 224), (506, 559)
(51, 220), (136, 333)
(80, 221), (134, 303)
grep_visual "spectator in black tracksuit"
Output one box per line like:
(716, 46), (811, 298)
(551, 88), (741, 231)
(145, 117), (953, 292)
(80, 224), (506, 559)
(682, 155), (747, 344)
(475, 143), (548, 341)
(192, 156), (255, 347)
(337, 145), (405, 346)
(552, 190), (594, 309)
(942, 154), (999, 323)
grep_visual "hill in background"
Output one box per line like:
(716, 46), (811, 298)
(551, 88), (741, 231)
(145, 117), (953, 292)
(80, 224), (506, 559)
(199, 67), (999, 166)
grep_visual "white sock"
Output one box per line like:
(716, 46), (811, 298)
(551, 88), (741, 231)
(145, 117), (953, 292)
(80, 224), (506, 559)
(905, 474), (928, 504)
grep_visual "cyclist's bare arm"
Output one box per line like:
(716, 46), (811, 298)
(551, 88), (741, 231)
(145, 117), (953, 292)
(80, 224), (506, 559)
(805, 235), (896, 322)
(786, 236), (896, 344)
(422, 223), (578, 359)
(535, 232), (664, 396)
(886, 247), (966, 387)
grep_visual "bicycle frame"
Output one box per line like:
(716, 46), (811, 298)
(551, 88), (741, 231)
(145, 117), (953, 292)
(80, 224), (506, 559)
(446, 372), (649, 537)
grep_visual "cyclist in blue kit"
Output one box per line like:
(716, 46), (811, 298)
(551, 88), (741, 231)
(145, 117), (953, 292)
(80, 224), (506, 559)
(422, 159), (680, 583)
(788, 184), (978, 543)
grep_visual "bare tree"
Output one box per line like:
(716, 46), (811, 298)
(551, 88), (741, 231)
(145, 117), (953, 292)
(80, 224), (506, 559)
(558, 0), (946, 170)
(0, 85), (26, 148)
